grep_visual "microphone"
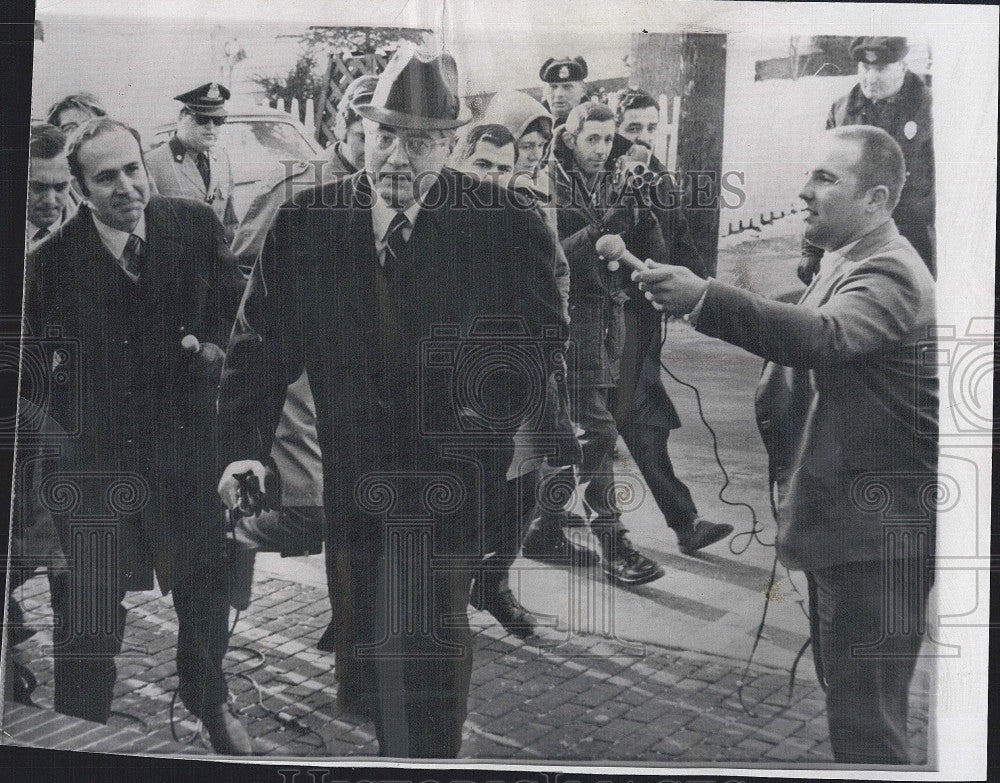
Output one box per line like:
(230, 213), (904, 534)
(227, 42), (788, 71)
(594, 235), (664, 311)
(181, 334), (201, 353)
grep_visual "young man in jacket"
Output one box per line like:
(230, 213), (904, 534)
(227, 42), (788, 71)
(23, 117), (250, 753)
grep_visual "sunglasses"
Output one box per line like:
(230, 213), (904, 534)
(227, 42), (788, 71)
(189, 113), (226, 127)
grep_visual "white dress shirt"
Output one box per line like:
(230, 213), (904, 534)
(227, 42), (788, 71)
(92, 212), (147, 283)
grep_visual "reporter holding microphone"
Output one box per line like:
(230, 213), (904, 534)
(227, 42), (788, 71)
(633, 126), (937, 765)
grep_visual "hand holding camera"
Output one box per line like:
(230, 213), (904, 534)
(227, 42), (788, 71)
(218, 460), (270, 516)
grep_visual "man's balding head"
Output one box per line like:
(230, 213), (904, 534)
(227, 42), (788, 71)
(799, 126), (906, 251)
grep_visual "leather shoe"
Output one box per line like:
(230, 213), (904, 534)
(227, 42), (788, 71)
(601, 533), (665, 587)
(202, 702), (253, 755)
(485, 589), (539, 639)
(522, 526), (599, 566)
(676, 518), (734, 555)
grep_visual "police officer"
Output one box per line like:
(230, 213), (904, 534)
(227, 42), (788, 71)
(799, 36), (935, 281)
(146, 82), (239, 243)
(540, 56), (590, 126)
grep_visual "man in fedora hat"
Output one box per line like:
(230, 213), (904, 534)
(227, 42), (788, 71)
(799, 36), (935, 282)
(540, 55), (590, 126)
(217, 41), (574, 757)
(146, 82), (239, 243)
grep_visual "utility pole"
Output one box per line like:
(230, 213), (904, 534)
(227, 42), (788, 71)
(630, 33), (727, 276)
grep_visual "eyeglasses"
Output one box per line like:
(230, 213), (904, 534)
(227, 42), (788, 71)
(190, 113), (226, 127)
(374, 130), (448, 158)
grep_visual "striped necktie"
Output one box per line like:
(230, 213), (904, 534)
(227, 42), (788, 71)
(382, 211), (410, 277)
(123, 233), (144, 279)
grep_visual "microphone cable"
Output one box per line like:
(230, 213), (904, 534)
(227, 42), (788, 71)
(654, 318), (773, 555)
(652, 316), (814, 715)
(166, 514), (329, 754)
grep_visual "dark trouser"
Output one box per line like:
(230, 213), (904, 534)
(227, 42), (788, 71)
(536, 385), (625, 536)
(320, 514), (364, 703)
(48, 536), (231, 725)
(335, 524), (473, 758)
(618, 424), (698, 530)
(471, 471), (540, 605)
(610, 307), (698, 531)
(806, 557), (932, 764)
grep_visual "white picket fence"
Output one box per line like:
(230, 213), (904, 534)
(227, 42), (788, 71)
(262, 96), (318, 132)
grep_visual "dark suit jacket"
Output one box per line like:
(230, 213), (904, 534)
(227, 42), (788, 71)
(696, 220), (938, 570)
(23, 196), (246, 591)
(218, 168), (568, 552)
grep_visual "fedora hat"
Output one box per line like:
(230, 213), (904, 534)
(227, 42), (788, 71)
(357, 42), (470, 131)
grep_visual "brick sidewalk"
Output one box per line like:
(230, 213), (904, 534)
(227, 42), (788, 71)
(2, 572), (931, 764)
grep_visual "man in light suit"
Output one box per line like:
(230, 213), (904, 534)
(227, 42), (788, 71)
(635, 125), (937, 764)
(23, 117), (250, 753)
(145, 82), (239, 243)
(217, 42), (573, 757)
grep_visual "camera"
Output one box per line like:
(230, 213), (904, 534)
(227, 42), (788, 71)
(418, 317), (573, 443)
(2, 318), (81, 446)
(611, 143), (657, 196)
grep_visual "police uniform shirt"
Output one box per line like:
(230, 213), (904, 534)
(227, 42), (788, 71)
(92, 211), (147, 283)
(168, 136), (213, 197)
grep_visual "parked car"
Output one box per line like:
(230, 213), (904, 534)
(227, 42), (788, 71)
(146, 105), (324, 220)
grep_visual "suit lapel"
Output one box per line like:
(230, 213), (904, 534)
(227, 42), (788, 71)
(343, 175), (381, 341)
(407, 172), (456, 298)
(138, 197), (185, 310)
(72, 207), (125, 304)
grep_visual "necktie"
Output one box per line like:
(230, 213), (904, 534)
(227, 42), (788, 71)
(195, 152), (211, 190)
(123, 233), (144, 279)
(382, 211), (410, 277)
(32, 227), (49, 244)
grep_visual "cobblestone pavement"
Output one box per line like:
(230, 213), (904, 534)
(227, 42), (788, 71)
(2, 572), (931, 765)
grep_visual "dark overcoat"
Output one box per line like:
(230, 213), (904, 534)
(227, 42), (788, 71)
(217, 168), (567, 756)
(23, 196), (245, 593)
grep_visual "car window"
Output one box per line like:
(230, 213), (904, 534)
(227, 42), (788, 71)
(219, 120), (317, 164)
